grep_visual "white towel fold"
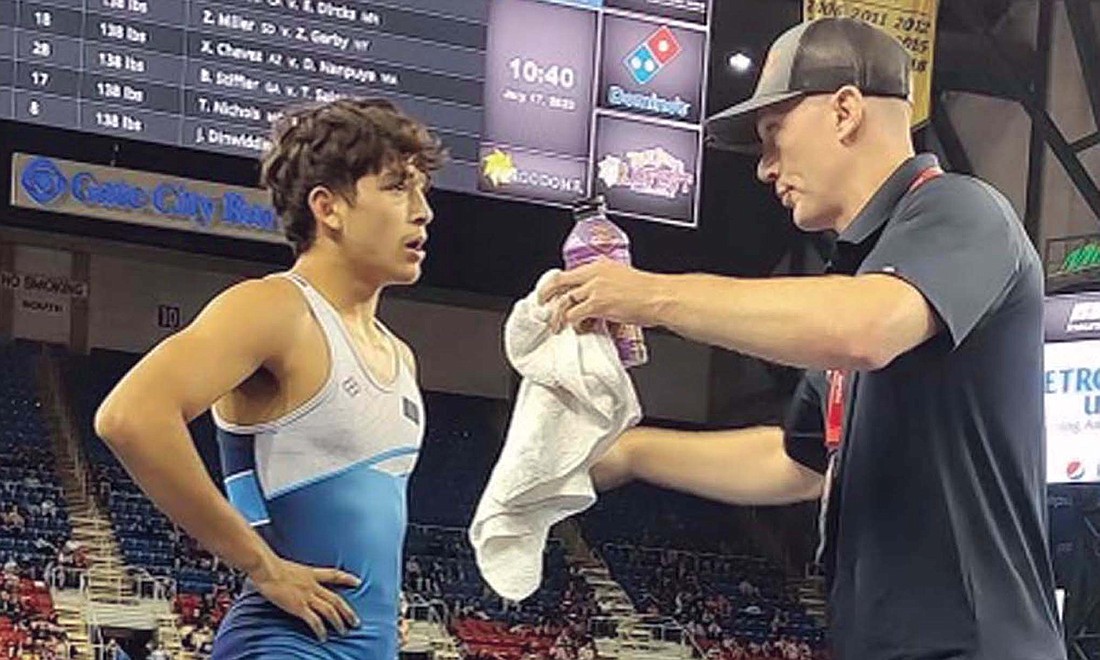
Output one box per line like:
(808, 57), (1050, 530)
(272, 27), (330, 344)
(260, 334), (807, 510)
(469, 270), (642, 601)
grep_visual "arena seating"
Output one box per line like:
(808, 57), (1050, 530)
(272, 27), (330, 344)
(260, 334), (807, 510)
(403, 393), (606, 658)
(0, 342), (74, 658)
(407, 393), (505, 528)
(65, 350), (235, 592)
(64, 349), (241, 652)
(404, 525), (601, 660)
(581, 481), (760, 556)
(0, 574), (70, 659)
(577, 472), (829, 657)
(600, 542), (825, 657)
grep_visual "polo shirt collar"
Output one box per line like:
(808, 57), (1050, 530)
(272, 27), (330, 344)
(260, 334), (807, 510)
(836, 153), (942, 245)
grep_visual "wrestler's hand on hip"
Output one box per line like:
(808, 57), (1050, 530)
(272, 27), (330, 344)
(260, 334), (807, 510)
(538, 259), (668, 332)
(249, 554), (361, 641)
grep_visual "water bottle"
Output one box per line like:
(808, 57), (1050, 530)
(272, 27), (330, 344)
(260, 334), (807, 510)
(562, 195), (648, 368)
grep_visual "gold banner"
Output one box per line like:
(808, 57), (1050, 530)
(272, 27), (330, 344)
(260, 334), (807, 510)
(803, 0), (941, 128)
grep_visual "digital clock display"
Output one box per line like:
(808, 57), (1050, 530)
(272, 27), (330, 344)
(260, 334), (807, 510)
(2, 0), (712, 227)
(507, 58), (577, 89)
(479, 0), (712, 226)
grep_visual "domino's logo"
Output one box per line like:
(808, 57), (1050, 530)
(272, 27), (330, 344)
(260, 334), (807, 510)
(21, 157), (67, 205)
(625, 26), (681, 85)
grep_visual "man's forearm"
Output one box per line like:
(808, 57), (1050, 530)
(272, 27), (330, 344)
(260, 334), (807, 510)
(654, 273), (873, 370)
(98, 411), (276, 576)
(609, 425), (823, 506)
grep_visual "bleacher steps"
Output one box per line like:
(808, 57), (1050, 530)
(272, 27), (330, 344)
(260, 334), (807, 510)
(154, 611), (187, 659)
(561, 548), (696, 660)
(34, 359), (96, 659)
(799, 595), (826, 621)
(41, 351), (197, 657)
(51, 592), (91, 658)
(790, 573), (827, 625)
(595, 633), (691, 660)
(575, 563), (637, 618)
(406, 618), (461, 658)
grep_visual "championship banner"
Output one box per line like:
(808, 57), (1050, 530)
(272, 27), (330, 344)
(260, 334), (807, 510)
(803, 0), (941, 128)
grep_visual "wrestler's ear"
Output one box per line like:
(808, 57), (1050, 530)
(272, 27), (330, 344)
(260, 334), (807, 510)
(309, 185), (344, 234)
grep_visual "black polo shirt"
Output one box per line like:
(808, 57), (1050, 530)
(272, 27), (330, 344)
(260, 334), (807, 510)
(783, 154), (1065, 660)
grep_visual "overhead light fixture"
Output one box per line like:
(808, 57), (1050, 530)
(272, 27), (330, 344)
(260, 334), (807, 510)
(728, 52), (753, 73)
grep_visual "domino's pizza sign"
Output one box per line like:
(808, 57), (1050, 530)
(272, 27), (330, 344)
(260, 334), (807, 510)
(624, 26), (681, 84)
(11, 153), (287, 245)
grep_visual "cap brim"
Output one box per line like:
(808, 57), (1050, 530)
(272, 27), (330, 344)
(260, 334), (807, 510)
(704, 91), (804, 154)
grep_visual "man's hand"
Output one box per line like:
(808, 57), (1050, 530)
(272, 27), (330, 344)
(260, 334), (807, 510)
(537, 259), (669, 332)
(249, 555), (361, 641)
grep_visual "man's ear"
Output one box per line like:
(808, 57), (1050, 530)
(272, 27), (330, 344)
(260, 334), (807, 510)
(831, 85), (866, 146)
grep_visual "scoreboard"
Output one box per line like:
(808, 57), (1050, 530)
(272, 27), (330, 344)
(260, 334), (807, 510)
(1, 0), (712, 226)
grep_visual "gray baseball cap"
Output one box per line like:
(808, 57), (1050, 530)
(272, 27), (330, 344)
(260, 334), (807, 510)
(705, 18), (912, 153)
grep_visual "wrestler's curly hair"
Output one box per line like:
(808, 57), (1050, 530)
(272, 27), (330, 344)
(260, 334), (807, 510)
(260, 98), (447, 256)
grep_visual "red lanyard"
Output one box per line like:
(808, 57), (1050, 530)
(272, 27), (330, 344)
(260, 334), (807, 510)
(823, 165), (943, 451)
(824, 369), (846, 450)
(908, 165), (944, 193)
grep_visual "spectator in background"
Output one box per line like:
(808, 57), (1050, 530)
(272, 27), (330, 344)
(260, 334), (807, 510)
(40, 498), (56, 518)
(104, 639), (129, 660)
(4, 507), (25, 536)
(578, 641), (596, 660)
(738, 578), (756, 598)
(146, 641), (170, 660)
(0, 590), (14, 619)
(32, 538), (56, 558)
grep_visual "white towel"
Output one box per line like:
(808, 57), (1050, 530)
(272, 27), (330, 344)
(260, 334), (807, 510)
(469, 270), (642, 601)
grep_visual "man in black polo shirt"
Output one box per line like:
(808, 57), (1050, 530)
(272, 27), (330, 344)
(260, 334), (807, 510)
(539, 17), (1065, 660)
